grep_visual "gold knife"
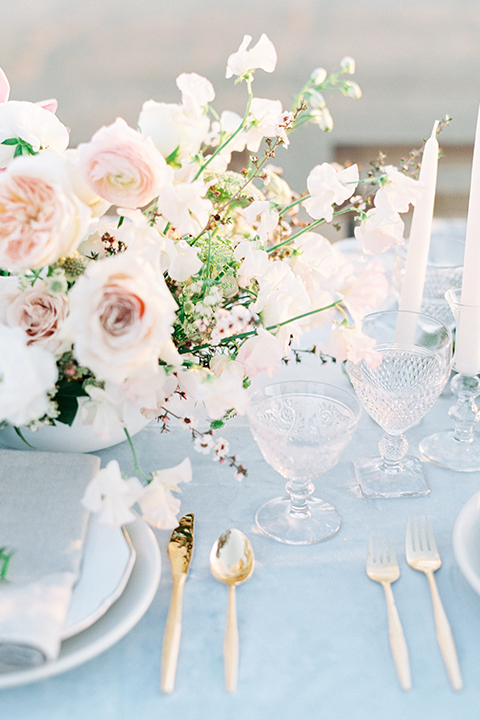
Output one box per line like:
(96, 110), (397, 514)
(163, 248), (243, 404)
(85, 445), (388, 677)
(161, 513), (194, 693)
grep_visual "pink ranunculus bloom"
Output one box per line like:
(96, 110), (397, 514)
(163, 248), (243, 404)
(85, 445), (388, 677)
(341, 259), (389, 324)
(322, 325), (382, 368)
(303, 163), (359, 222)
(236, 327), (285, 377)
(225, 34), (277, 79)
(354, 207), (405, 255)
(0, 154), (92, 271)
(4, 280), (69, 354)
(63, 252), (178, 385)
(77, 117), (170, 208)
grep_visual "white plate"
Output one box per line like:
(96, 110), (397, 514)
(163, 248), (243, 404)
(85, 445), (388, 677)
(0, 517), (161, 689)
(453, 489), (480, 595)
(63, 516), (136, 639)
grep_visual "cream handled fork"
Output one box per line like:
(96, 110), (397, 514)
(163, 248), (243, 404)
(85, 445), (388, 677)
(366, 534), (411, 690)
(405, 516), (463, 691)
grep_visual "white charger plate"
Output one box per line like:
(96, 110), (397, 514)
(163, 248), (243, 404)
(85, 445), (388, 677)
(63, 516), (136, 639)
(453, 489), (480, 595)
(0, 516), (161, 689)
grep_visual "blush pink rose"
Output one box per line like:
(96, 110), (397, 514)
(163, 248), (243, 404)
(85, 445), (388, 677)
(77, 118), (171, 209)
(5, 281), (69, 353)
(0, 154), (91, 271)
(64, 252), (178, 384)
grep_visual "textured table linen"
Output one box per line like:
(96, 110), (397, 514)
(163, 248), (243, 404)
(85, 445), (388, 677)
(1, 358), (480, 719)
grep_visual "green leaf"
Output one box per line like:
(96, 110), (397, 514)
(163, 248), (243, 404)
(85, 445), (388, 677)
(55, 396), (81, 426)
(13, 426), (36, 448)
(1, 137), (19, 146)
(13, 144), (23, 158)
(54, 379), (89, 426)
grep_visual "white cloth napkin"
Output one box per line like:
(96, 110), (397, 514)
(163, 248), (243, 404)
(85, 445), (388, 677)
(0, 448), (100, 671)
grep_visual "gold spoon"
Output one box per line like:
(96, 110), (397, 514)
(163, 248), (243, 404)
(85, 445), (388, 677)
(209, 528), (255, 692)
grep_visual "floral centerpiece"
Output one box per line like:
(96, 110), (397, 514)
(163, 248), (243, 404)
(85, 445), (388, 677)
(0, 34), (429, 529)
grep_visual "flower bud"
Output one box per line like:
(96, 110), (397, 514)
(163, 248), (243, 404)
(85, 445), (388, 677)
(310, 67), (327, 85)
(310, 107), (334, 132)
(309, 91), (326, 110)
(342, 81), (362, 99)
(340, 56), (356, 74)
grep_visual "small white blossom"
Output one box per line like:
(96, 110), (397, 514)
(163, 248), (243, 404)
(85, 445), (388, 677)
(194, 434), (215, 454)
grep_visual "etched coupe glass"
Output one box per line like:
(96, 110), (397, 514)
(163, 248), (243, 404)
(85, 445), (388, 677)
(247, 381), (361, 545)
(347, 310), (452, 498)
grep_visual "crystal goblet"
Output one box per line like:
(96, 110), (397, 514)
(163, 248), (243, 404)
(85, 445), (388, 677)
(347, 310), (452, 498)
(247, 381), (361, 545)
(419, 288), (480, 471)
(393, 236), (464, 328)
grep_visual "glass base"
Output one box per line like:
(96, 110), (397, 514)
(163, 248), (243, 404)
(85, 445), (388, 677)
(255, 496), (341, 545)
(353, 455), (430, 498)
(419, 430), (480, 472)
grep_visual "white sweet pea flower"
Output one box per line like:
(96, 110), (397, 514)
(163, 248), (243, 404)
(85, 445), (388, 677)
(374, 165), (424, 213)
(236, 327), (285, 377)
(303, 163), (359, 222)
(233, 241), (270, 287)
(176, 72), (215, 111)
(225, 34), (277, 79)
(137, 458), (192, 529)
(0, 325), (57, 426)
(0, 100), (69, 169)
(82, 459), (144, 526)
(81, 384), (126, 441)
(341, 259), (389, 324)
(156, 174), (213, 236)
(252, 261), (312, 347)
(177, 360), (248, 420)
(321, 325), (382, 368)
(241, 200), (279, 243)
(245, 98), (284, 152)
(354, 207), (405, 254)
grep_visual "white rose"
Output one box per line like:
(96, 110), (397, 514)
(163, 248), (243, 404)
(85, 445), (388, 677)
(0, 325), (58, 426)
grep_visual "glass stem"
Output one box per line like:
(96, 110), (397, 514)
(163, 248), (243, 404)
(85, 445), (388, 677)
(449, 373), (480, 443)
(378, 433), (408, 474)
(285, 478), (314, 517)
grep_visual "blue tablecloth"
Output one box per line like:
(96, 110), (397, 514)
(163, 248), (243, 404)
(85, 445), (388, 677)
(2, 356), (480, 720)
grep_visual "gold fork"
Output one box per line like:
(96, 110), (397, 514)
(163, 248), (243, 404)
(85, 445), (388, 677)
(405, 516), (463, 691)
(366, 534), (411, 690)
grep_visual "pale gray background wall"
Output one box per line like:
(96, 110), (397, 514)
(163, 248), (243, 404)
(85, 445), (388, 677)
(1, 0), (479, 216)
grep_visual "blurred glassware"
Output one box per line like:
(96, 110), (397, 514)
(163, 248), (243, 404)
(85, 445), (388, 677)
(393, 235), (464, 329)
(419, 288), (480, 471)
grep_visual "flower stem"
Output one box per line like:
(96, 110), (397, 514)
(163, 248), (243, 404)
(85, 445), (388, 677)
(124, 427), (150, 483)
